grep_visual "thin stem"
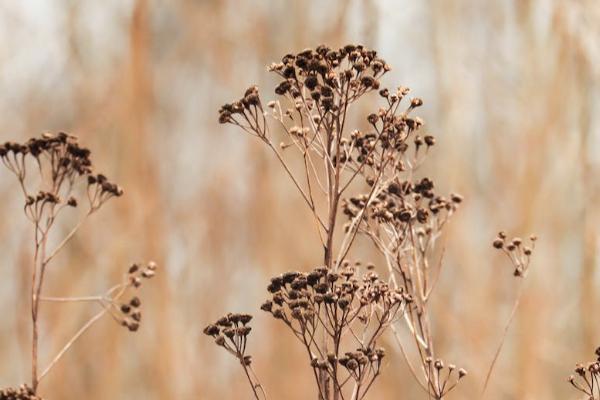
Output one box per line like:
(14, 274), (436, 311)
(40, 296), (103, 303)
(481, 282), (525, 397)
(39, 283), (128, 383)
(42, 211), (92, 266)
(241, 361), (263, 400)
(38, 308), (107, 382)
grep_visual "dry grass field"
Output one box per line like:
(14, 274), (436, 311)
(0, 1), (599, 399)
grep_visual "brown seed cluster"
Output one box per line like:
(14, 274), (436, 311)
(423, 357), (468, 398)
(218, 44), (390, 128)
(116, 262), (157, 332)
(568, 347), (600, 399)
(268, 44), (389, 110)
(333, 87), (429, 175)
(204, 313), (254, 366)
(343, 179), (462, 234)
(0, 385), (41, 400)
(1, 133), (123, 222)
(492, 232), (537, 277)
(260, 263), (407, 395)
(0, 133), (92, 178)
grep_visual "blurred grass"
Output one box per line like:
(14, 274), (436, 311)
(0, 0), (598, 399)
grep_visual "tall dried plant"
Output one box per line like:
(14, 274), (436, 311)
(0, 133), (157, 399)
(206, 44), (538, 399)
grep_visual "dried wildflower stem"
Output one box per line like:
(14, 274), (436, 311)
(40, 296), (103, 303)
(214, 44), (471, 399)
(391, 325), (429, 393)
(481, 281), (525, 396)
(240, 362), (264, 400)
(480, 233), (537, 397)
(39, 305), (111, 382)
(0, 134), (156, 396)
(42, 212), (92, 265)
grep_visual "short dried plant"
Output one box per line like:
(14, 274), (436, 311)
(205, 44), (543, 400)
(569, 347), (600, 400)
(0, 133), (157, 400)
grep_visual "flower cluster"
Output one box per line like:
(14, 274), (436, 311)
(268, 44), (389, 110)
(492, 232), (537, 277)
(0, 385), (41, 400)
(1, 133), (122, 223)
(343, 179), (462, 236)
(568, 347), (600, 399)
(260, 263), (408, 397)
(116, 262), (158, 332)
(218, 45), (390, 125)
(422, 357), (468, 399)
(204, 313), (254, 366)
(333, 89), (429, 177)
(0, 133), (92, 179)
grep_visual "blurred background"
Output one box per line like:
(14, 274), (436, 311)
(0, 0), (598, 399)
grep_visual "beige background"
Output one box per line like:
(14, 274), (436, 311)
(0, 1), (599, 399)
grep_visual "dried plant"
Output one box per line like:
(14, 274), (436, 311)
(203, 313), (265, 399)
(207, 44), (537, 400)
(0, 133), (157, 398)
(569, 347), (600, 399)
(482, 232), (537, 396)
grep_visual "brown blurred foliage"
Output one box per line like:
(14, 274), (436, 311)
(0, 1), (598, 399)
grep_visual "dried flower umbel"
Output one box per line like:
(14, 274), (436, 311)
(0, 133), (157, 396)
(262, 264), (408, 399)
(203, 313), (266, 399)
(210, 44), (536, 400)
(569, 347), (600, 399)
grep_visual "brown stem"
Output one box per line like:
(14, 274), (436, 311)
(241, 361), (262, 400)
(481, 281), (525, 397)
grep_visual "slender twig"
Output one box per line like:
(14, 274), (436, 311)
(481, 281), (525, 397)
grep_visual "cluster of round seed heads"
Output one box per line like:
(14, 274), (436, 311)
(260, 263), (408, 393)
(493, 232), (537, 277)
(204, 313), (254, 366)
(0, 385), (41, 400)
(217, 85), (265, 136)
(568, 347), (600, 399)
(218, 45), (391, 134)
(423, 357), (468, 398)
(115, 262), (157, 332)
(128, 261), (157, 288)
(343, 178), (462, 235)
(317, 347), (387, 378)
(1, 133), (123, 218)
(0, 133), (92, 178)
(268, 44), (389, 111)
(87, 173), (124, 204)
(328, 88), (434, 186)
(261, 265), (408, 329)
